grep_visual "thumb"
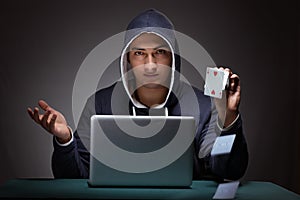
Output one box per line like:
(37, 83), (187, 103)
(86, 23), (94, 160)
(38, 100), (52, 111)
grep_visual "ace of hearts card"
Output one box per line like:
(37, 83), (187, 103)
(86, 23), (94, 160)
(204, 67), (229, 99)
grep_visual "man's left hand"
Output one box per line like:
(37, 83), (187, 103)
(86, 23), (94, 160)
(215, 67), (241, 128)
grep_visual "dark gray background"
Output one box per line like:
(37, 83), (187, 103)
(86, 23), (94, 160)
(1, 0), (299, 194)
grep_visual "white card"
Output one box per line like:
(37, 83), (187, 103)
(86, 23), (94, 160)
(204, 67), (229, 99)
(213, 181), (240, 199)
(211, 134), (236, 156)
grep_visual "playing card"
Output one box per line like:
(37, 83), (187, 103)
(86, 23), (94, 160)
(213, 181), (240, 199)
(211, 134), (236, 156)
(204, 67), (229, 99)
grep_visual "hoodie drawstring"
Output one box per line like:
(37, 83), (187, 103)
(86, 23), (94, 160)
(164, 107), (168, 116)
(132, 106), (136, 116)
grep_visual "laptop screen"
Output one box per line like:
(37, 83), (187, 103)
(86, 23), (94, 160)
(88, 115), (195, 187)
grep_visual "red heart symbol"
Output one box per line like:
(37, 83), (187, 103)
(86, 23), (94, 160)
(211, 90), (215, 95)
(214, 71), (218, 76)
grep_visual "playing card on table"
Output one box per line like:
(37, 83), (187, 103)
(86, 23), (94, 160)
(204, 67), (229, 99)
(213, 181), (240, 199)
(211, 134), (236, 156)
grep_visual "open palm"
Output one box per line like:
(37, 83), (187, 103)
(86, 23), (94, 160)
(27, 100), (71, 143)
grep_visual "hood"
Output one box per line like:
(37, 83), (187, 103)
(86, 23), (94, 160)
(120, 9), (181, 110)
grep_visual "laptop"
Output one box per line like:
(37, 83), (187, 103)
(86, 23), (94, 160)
(88, 115), (195, 187)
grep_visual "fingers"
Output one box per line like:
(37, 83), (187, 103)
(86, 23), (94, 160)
(39, 109), (58, 132)
(27, 107), (34, 119)
(41, 110), (51, 130)
(28, 100), (59, 134)
(28, 100), (52, 123)
(33, 107), (42, 124)
(217, 66), (240, 93)
(228, 73), (240, 93)
(38, 100), (52, 111)
(49, 114), (57, 132)
(41, 112), (57, 133)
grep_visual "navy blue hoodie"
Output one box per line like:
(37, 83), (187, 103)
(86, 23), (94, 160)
(52, 9), (248, 180)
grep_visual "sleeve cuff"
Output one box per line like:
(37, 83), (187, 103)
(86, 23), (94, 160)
(55, 126), (74, 146)
(217, 114), (240, 132)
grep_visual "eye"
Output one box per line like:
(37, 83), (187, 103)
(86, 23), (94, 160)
(155, 49), (167, 54)
(133, 51), (144, 56)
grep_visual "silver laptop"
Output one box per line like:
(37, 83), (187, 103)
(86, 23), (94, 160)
(88, 115), (195, 187)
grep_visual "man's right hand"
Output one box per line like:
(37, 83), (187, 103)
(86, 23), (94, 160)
(27, 100), (71, 144)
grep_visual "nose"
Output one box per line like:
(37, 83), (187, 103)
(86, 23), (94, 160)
(144, 62), (157, 74)
(145, 53), (156, 64)
(144, 54), (157, 73)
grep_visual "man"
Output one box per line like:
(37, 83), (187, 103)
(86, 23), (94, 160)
(28, 9), (248, 180)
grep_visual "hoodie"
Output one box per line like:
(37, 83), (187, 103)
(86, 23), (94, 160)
(120, 9), (177, 110)
(52, 9), (248, 180)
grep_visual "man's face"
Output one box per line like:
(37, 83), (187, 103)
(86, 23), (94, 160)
(128, 33), (172, 89)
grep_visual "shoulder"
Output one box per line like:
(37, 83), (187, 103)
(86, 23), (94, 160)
(93, 81), (130, 114)
(94, 81), (128, 101)
(95, 82), (117, 99)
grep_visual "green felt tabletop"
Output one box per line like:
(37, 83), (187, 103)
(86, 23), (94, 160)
(0, 179), (299, 199)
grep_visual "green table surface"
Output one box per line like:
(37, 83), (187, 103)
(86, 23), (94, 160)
(0, 179), (299, 199)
